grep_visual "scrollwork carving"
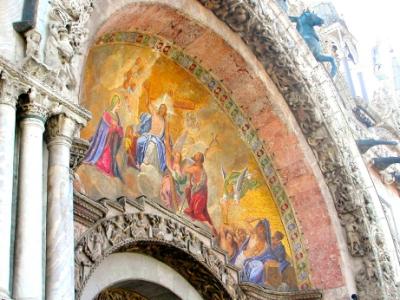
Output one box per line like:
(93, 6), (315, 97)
(74, 212), (242, 299)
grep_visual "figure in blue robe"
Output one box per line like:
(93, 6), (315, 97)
(237, 220), (290, 285)
(135, 104), (169, 174)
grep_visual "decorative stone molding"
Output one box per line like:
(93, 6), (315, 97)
(95, 288), (147, 300)
(75, 211), (244, 300)
(73, 192), (108, 227)
(239, 282), (322, 300)
(0, 56), (91, 123)
(197, 0), (399, 298)
(18, 88), (50, 122)
(70, 138), (90, 172)
(0, 70), (26, 108)
(43, 0), (94, 94)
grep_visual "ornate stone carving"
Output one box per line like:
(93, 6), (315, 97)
(96, 288), (147, 300)
(70, 138), (89, 171)
(74, 212), (242, 300)
(18, 88), (50, 121)
(44, 0), (94, 94)
(24, 29), (42, 62)
(73, 192), (108, 227)
(45, 113), (78, 145)
(0, 56), (91, 123)
(0, 71), (22, 108)
(198, 0), (399, 297)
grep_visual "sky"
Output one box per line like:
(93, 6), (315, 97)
(310, 0), (400, 60)
(303, 0), (400, 96)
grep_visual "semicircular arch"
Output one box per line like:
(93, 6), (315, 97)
(75, 0), (355, 295)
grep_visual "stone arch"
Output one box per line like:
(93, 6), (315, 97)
(75, 212), (243, 300)
(81, 252), (203, 300)
(76, 0), (347, 293)
(71, 0), (398, 297)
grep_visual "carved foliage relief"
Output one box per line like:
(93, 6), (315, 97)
(77, 32), (310, 290)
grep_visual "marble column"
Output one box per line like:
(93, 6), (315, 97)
(13, 99), (47, 300)
(45, 114), (77, 300)
(0, 77), (18, 299)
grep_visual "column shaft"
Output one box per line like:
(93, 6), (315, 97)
(45, 115), (76, 300)
(13, 117), (45, 300)
(46, 138), (74, 299)
(0, 100), (16, 299)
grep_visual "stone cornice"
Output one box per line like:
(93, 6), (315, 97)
(73, 192), (108, 227)
(0, 56), (91, 124)
(239, 282), (322, 299)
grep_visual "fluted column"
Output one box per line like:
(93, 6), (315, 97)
(0, 75), (18, 299)
(13, 93), (48, 300)
(45, 114), (77, 300)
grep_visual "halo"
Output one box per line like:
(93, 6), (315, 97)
(153, 93), (175, 116)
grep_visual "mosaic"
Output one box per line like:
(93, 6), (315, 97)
(77, 31), (311, 289)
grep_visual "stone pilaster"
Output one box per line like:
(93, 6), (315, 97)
(13, 90), (48, 300)
(0, 73), (19, 300)
(45, 114), (78, 300)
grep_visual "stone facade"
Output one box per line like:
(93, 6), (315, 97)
(0, 0), (399, 300)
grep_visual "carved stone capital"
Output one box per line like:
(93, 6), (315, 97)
(45, 113), (78, 146)
(17, 88), (49, 122)
(0, 71), (23, 108)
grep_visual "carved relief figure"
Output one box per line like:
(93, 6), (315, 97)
(24, 29), (41, 60)
(86, 227), (104, 262)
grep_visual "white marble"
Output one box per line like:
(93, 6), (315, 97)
(45, 133), (74, 300)
(81, 252), (203, 300)
(0, 102), (16, 299)
(13, 117), (45, 300)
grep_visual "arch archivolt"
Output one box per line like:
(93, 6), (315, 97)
(64, 0), (397, 297)
(74, 0), (344, 294)
(75, 208), (243, 300)
(89, 30), (311, 288)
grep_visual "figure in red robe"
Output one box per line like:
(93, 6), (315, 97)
(83, 95), (124, 180)
(183, 152), (216, 233)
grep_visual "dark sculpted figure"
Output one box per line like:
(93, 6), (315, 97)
(290, 10), (337, 77)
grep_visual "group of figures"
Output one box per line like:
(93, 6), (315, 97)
(218, 212), (296, 289)
(83, 86), (215, 232)
(79, 42), (299, 290)
(81, 88), (295, 290)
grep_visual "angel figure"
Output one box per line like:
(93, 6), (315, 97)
(160, 131), (189, 211)
(221, 167), (259, 203)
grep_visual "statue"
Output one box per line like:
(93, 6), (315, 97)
(290, 10), (337, 77)
(45, 21), (76, 92)
(24, 29), (41, 61)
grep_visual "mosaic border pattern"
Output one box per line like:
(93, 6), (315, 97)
(93, 31), (311, 289)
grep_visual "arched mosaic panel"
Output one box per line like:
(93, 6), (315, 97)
(77, 31), (311, 289)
